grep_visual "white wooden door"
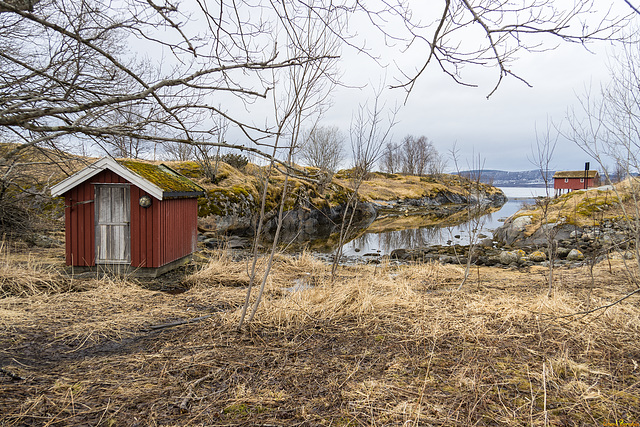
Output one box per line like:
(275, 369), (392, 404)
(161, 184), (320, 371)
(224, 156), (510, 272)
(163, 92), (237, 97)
(95, 184), (131, 264)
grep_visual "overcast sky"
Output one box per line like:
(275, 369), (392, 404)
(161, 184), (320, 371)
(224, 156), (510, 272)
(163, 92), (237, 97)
(213, 2), (639, 173)
(322, 37), (619, 173)
(315, 1), (640, 173)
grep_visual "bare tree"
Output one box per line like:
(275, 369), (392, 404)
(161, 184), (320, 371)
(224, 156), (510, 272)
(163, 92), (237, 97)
(351, 91), (399, 180)
(0, 0), (343, 192)
(378, 0), (631, 97)
(399, 135), (438, 176)
(613, 160), (628, 183)
(299, 125), (344, 174)
(101, 102), (157, 159)
(193, 115), (229, 183)
(331, 87), (398, 280)
(564, 35), (640, 283)
(381, 135), (441, 176)
(163, 141), (195, 162)
(428, 150), (449, 177)
(401, 135), (418, 175)
(381, 142), (399, 174)
(238, 2), (342, 328)
(530, 121), (560, 296)
(449, 145), (488, 290)
(0, 0), (630, 194)
(0, 0), (630, 149)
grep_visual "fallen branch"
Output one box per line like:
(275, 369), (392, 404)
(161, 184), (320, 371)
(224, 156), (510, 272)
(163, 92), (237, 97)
(179, 373), (218, 412)
(146, 315), (213, 331)
(0, 366), (25, 381)
(554, 288), (640, 320)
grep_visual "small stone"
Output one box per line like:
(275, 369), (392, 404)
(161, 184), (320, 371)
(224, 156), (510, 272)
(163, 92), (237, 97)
(390, 249), (407, 259)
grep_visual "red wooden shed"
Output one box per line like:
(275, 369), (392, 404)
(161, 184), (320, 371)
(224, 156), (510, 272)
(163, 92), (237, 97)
(553, 170), (600, 196)
(51, 157), (205, 276)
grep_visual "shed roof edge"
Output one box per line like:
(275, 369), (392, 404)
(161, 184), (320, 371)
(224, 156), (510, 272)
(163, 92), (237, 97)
(50, 157), (165, 199)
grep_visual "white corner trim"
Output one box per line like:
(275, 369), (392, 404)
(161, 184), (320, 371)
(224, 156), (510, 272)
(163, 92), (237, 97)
(50, 157), (164, 200)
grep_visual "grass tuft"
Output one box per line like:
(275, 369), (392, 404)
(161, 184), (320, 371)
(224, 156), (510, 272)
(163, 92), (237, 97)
(1, 248), (639, 426)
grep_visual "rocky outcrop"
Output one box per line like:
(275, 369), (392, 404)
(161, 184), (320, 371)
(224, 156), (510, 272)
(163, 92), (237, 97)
(493, 215), (579, 247)
(494, 217), (631, 250)
(388, 243), (607, 268)
(376, 189), (506, 211)
(197, 187), (258, 235)
(199, 185), (506, 243)
(262, 202), (377, 243)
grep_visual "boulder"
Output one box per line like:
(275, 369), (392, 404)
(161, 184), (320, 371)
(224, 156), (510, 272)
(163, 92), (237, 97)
(499, 250), (519, 265)
(566, 249), (584, 261)
(480, 238), (494, 248)
(529, 250), (547, 262)
(570, 230), (582, 239)
(493, 215), (532, 246)
(556, 247), (571, 259)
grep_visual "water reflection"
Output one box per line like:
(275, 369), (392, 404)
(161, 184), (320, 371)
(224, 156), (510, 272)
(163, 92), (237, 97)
(337, 186), (547, 256)
(341, 222), (475, 256)
(348, 227), (445, 254)
(274, 187), (546, 256)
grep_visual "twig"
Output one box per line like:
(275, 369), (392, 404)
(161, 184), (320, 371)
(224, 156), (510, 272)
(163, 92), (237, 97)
(179, 373), (217, 412)
(553, 288), (640, 320)
(146, 315), (213, 331)
(542, 362), (548, 427)
(0, 366), (24, 381)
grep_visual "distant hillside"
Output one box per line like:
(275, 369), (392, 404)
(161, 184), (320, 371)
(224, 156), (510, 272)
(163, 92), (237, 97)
(459, 169), (553, 187)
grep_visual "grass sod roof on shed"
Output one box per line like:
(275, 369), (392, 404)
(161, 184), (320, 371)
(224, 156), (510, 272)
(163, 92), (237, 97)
(553, 170), (600, 179)
(117, 160), (205, 198)
(50, 157), (205, 200)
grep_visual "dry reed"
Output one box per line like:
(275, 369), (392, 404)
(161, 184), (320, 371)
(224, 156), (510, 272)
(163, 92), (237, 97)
(1, 248), (639, 426)
(0, 241), (79, 298)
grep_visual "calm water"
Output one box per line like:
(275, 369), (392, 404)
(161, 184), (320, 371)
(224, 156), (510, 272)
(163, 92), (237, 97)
(340, 186), (550, 256)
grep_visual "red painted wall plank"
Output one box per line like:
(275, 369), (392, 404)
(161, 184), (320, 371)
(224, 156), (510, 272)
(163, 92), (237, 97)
(63, 167), (199, 268)
(554, 177), (597, 190)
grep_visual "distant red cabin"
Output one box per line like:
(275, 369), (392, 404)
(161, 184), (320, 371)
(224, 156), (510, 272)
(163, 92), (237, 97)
(51, 158), (204, 276)
(553, 170), (600, 196)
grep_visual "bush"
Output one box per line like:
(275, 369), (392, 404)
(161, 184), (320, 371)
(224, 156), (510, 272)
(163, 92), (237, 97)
(220, 153), (249, 170)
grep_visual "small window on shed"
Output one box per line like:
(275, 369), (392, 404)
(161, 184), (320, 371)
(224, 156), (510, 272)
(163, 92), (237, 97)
(580, 178), (584, 183)
(564, 178), (569, 183)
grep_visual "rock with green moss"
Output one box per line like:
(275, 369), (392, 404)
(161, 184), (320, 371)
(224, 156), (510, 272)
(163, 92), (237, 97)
(529, 250), (547, 262)
(566, 249), (584, 261)
(499, 250), (519, 265)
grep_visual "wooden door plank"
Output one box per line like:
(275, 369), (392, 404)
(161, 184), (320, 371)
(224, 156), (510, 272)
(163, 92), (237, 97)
(95, 185), (131, 265)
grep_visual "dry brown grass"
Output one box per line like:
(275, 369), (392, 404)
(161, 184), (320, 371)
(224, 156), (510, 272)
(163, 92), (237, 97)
(336, 172), (502, 202)
(1, 249), (639, 426)
(0, 241), (85, 298)
(515, 180), (640, 237)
